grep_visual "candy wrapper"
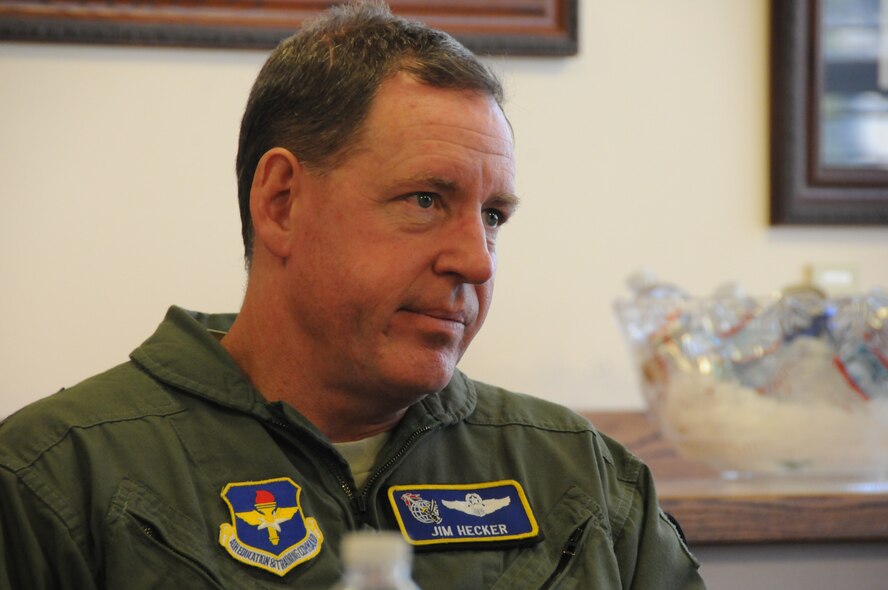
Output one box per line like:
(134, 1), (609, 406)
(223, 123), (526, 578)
(614, 271), (888, 477)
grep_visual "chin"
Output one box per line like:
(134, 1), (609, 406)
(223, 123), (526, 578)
(387, 362), (457, 397)
(371, 345), (463, 397)
(399, 372), (454, 397)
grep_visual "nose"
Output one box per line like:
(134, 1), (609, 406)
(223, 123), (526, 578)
(433, 215), (496, 284)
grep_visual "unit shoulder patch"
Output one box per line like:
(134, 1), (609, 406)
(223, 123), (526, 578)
(219, 477), (323, 576)
(388, 480), (540, 547)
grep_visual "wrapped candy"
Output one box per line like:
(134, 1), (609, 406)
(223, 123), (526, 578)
(614, 273), (888, 476)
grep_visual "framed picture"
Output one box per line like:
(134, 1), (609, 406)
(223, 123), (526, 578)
(771, 0), (888, 224)
(0, 1), (578, 56)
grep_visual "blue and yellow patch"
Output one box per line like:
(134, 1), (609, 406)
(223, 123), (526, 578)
(388, 480), (539, 547)
(219, 477), (323, 576)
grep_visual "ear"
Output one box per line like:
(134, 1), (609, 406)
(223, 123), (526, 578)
(249, 148), (302, 260)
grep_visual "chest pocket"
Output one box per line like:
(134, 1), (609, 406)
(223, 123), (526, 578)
(103, 479), (290, 589)
(490, 486), (622, 590)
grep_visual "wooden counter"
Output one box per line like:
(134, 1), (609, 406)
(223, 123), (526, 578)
(581, 411), (888, 545)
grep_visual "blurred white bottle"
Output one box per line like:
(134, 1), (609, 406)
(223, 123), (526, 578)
(331, 531), (421, 590)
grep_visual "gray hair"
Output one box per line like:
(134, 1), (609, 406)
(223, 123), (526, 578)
(235, 0), (505, 263)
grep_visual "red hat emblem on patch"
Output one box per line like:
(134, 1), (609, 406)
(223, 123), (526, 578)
(255, 490), (275, 505)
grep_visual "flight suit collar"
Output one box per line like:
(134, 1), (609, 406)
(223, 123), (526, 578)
(130, 305), (256, 412)
(130, 305), (478, 426)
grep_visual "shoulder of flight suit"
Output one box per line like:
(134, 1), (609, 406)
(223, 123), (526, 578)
(0, 361), (184, 472)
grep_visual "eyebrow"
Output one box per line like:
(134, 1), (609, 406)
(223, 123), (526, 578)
(490, 191), (521, 211)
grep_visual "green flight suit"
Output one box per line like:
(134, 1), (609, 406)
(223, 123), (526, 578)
(0, 306), (704, 589)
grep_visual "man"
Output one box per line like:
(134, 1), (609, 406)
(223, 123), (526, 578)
(0, 2), (704, 588)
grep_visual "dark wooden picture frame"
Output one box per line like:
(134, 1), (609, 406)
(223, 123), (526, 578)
(770, 0), (888, 224)
(0, 1), (578, 56)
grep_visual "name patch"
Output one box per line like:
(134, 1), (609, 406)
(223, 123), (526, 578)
(219, 477), (323, 576)
(388, 480), (539, 547)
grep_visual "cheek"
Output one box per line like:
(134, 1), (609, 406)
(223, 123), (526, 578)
(479, 280), (494, 304)
(473, 283), (495, 327)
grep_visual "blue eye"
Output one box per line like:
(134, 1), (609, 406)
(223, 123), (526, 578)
(414, 193), (435, 209)
(484, 209), (504, 228)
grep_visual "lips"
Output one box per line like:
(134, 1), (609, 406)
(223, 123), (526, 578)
(398, 306), (473, 329)
(415, 308), (469, 325)
(397, 289), (480, 336)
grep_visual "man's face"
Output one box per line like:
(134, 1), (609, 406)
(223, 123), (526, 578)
(283, 73), (516, 402)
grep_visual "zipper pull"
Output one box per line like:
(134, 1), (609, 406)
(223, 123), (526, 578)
(539, 524), (587, 590)
(563, 524), (585, 557)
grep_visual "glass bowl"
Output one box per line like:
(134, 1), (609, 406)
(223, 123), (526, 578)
(613, 275), (888, 479)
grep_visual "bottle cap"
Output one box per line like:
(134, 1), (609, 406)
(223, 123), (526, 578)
(341, 530), (412, 569)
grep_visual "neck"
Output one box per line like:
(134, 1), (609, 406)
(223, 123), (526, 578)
(221, 284), (406, 442)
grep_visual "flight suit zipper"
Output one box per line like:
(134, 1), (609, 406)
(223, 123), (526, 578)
(267, 417), (356, 499)
(136, 517), (226, 589)
(359, 424), (434, 499)
(337, 424), (436, 519)
(269, 417), (435, 520)
(538, 523), (587, 590)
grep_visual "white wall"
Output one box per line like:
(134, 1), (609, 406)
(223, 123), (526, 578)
(2, 0), (887, 418)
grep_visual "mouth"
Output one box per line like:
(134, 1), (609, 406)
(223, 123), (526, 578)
(417, 309), (468, 325)
(399, 307), (470, 329)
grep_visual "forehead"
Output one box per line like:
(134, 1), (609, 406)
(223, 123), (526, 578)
(356, 73), (515, 170)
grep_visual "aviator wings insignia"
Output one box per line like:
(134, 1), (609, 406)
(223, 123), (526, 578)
(442, 492), (511, 517)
